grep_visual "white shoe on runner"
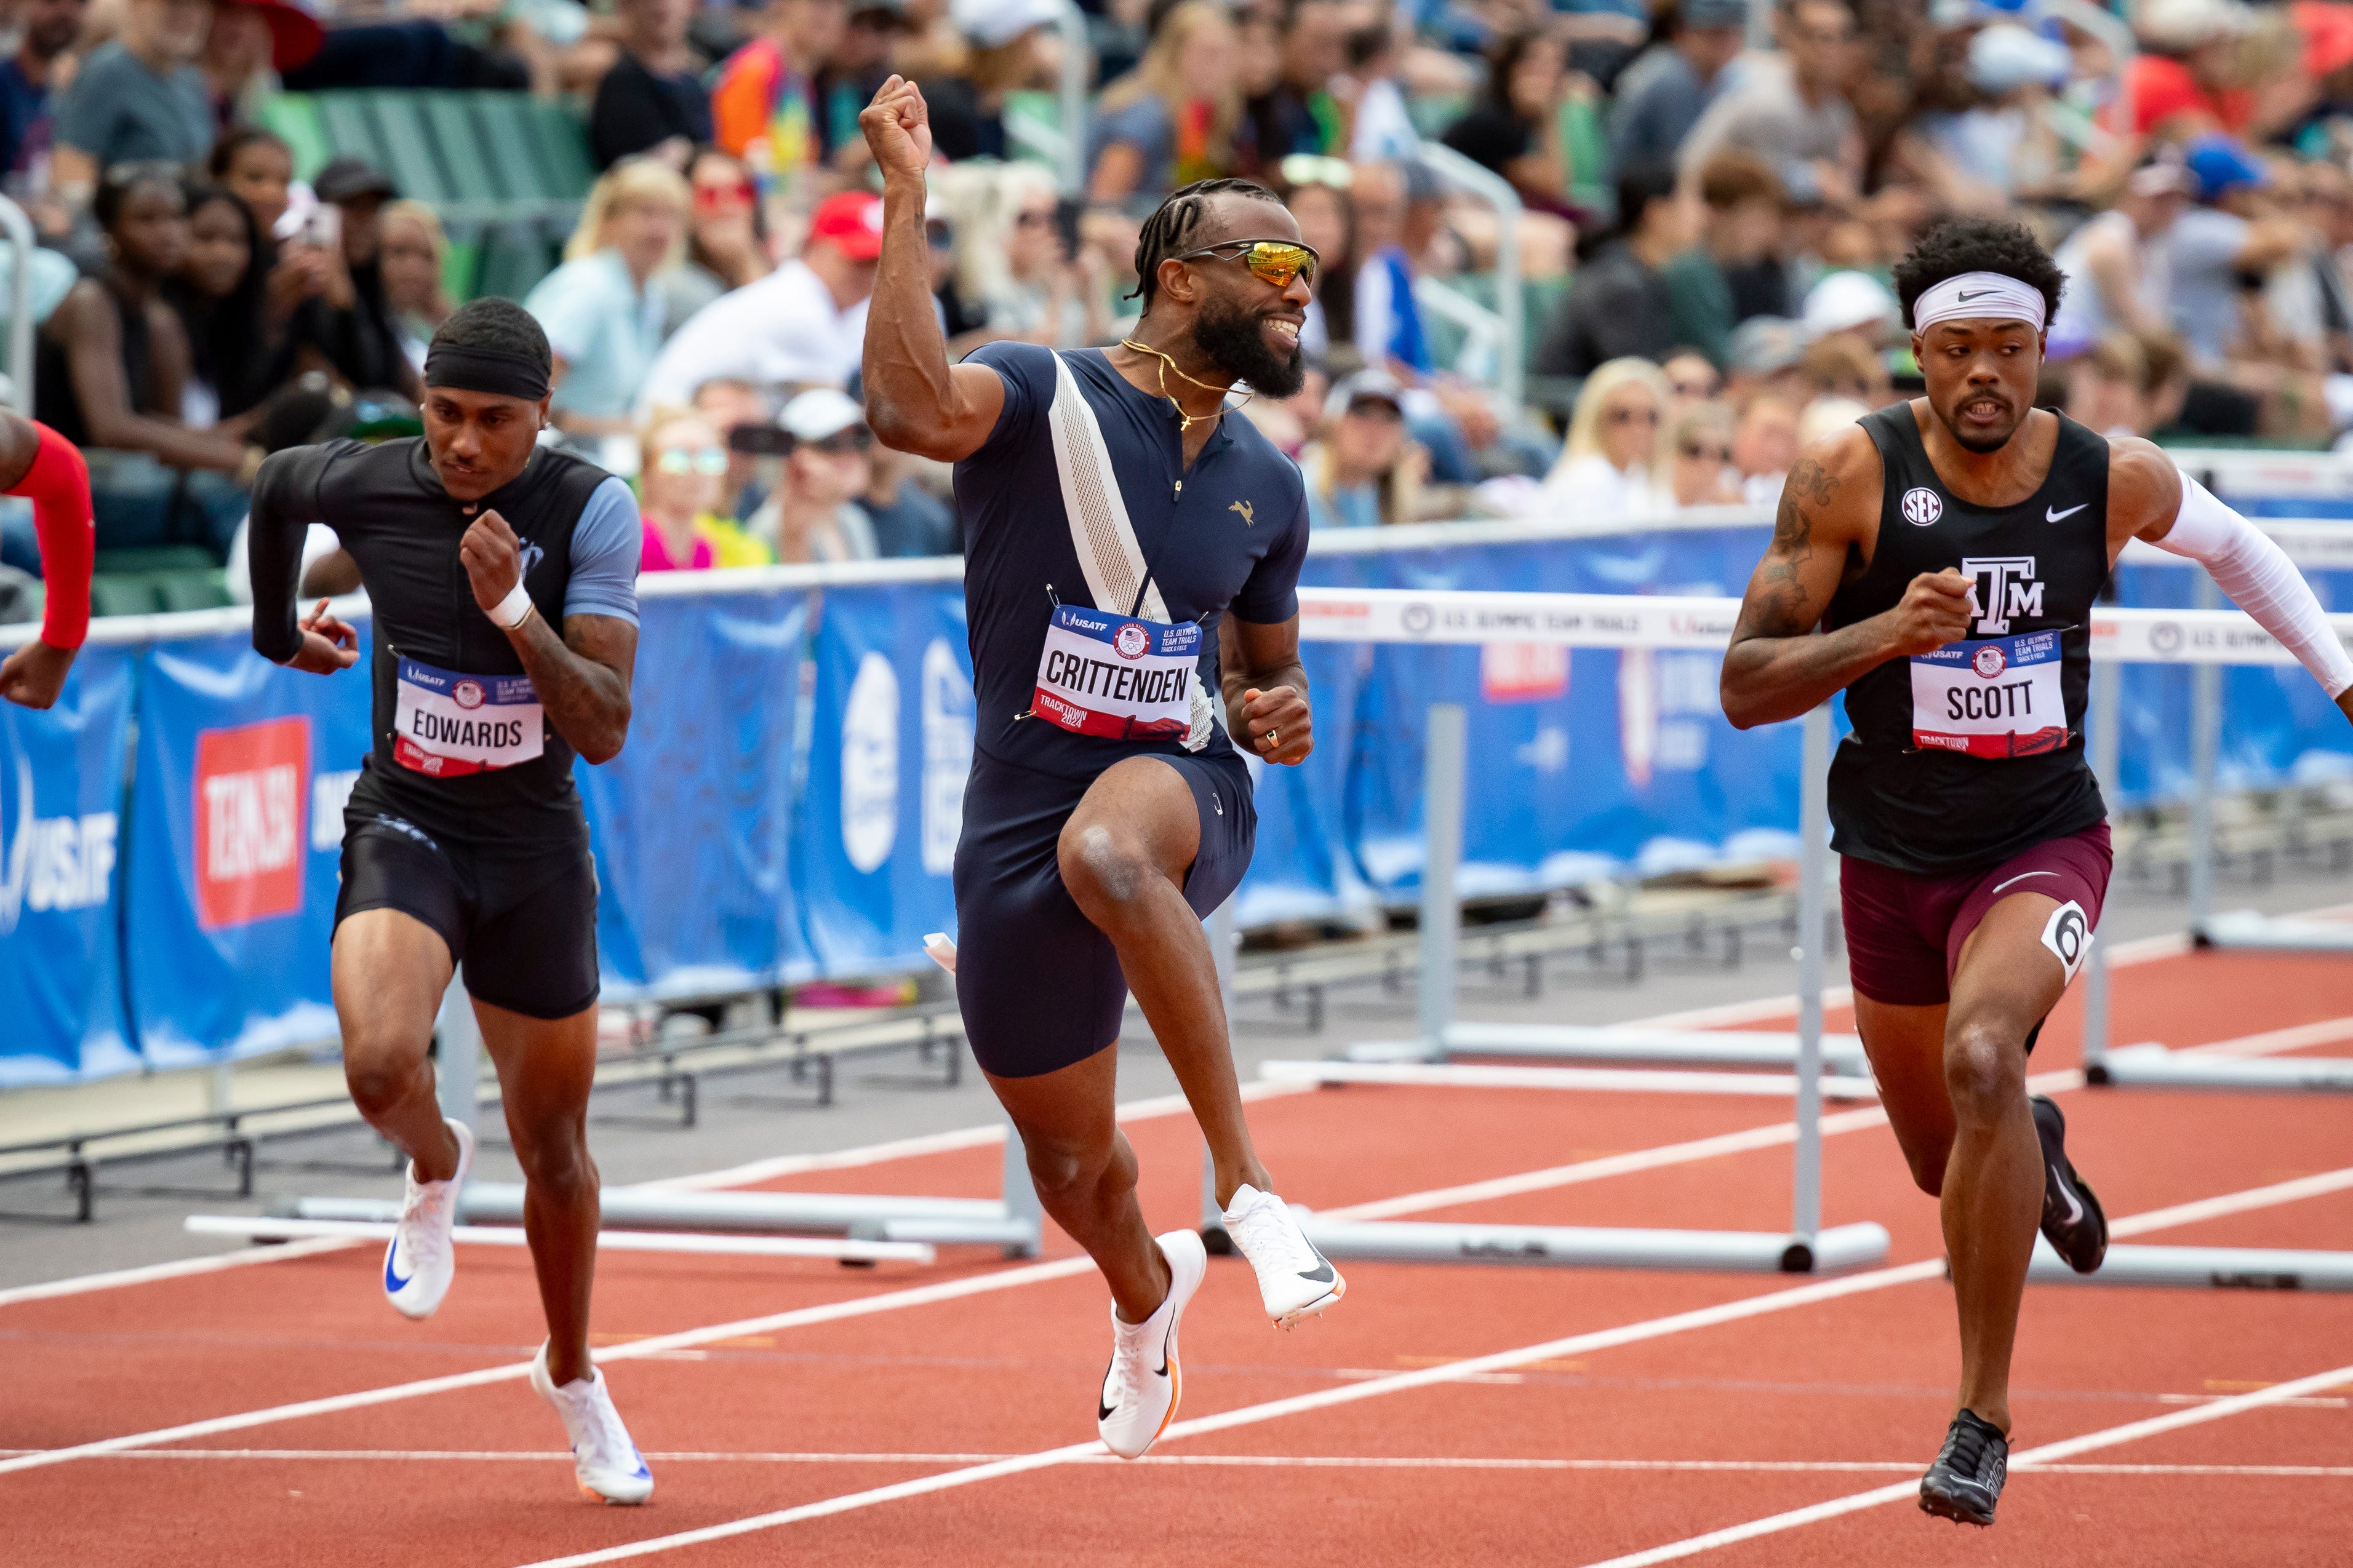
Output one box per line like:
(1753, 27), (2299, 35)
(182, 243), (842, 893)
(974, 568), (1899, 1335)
(382, 1116), (473, 1321)
(532, 1342), (655, 1504)
(1097, 1228), (1207, 1460)
(1221, 1183), (1344, 1328)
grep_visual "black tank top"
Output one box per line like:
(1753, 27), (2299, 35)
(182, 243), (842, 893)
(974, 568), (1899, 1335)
(34, 284), (154, 448)
(247, 437), (611, 849)
(1826, 404), (2112, 875)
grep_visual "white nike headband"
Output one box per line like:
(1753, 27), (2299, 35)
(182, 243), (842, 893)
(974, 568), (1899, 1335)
(1910, 271), (2048, 335)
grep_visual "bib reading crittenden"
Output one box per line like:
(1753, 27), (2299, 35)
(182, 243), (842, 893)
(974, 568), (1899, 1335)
(1030, 604), (1202, 741)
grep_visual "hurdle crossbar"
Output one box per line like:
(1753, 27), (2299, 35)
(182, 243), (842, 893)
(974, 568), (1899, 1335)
(183, 1215), (937, 1264)
(1259, 1059), (1881, 1101)
(2023, 1236), (2353, 1291)
(1344, 1025), (1871, 1077)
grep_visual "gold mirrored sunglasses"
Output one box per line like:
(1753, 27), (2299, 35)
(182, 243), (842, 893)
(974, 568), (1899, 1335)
(1175, 239), (1320, 289)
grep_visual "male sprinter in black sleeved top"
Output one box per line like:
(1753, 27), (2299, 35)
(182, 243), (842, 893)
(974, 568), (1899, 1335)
(1722, 220), (2353, 1527)
(250, 299), (655, 1505)
(860, 78), (1341, 1461)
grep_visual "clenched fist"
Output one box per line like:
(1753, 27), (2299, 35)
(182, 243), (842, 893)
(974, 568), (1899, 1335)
(1884, 568), (1975, 657)
(861, 76), (932, 185)
(459, 507), (525, 619)
(1239, 685), (1312, 766)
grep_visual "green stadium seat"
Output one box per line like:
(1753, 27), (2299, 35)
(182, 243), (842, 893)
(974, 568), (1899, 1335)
(356, 92), (453, 208)
(474, 223), (560, 303)
(89, 575), (161, 619)
(95, 545), (218, 575)
(151, 570), (233, 613)
(260, 95), (333, 180)
(421, 95), (509, 207)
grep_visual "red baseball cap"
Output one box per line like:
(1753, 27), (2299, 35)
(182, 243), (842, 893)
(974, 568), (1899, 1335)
(808, 191), (885, 261)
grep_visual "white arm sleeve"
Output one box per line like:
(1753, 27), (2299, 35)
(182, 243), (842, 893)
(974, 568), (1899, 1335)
(2152, 475), (2353, 699)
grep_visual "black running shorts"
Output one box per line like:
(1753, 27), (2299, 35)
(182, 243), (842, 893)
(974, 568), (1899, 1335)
(334, 809), (601, 1021)
(953, 748), (1255, 1079)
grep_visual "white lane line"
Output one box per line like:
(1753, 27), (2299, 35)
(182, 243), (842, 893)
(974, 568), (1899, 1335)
(0, 1240), (358, 1311)
(2179, 1014), (2353, 1061)
(7, 1448), (2349, 1478)
(501, 1163), (2353, 1568)
(2108, 1166), (2353, 1237)
(1575, 1363), (2353, 1568)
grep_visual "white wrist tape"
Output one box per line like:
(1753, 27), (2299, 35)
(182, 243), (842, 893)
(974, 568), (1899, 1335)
(2155, 475), (2353, 699)
(490, 579), (535, 630)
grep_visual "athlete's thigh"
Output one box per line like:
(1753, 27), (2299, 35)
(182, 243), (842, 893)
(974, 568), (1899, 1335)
(1060, 754), (1203, 888)
(330, 907), (454, 1063)
(1948, 890), (2071, 1043)
(1853, 993), (1955, 1189)
(476, 998), (599, 1140)
(985, 1044), (1124, 1171)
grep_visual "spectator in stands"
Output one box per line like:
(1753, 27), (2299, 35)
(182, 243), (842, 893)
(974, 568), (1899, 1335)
(1607, 0), (1747, 180)
(1730, 391), (1797, 504)
(1661, 150), (1784, 369)
(1282, 157), (1356, 356)
(202, 0), (325, 132)
(815, 0), (910, 175)
(925, 0), (1061, 163)
(1678, 0), (1862, 207)
(748, 386), (880, 562)
(660, 145), (773, 335)
(1535, 162), (1691, 378)
(210, 126), (294, 239)
(1799, 267), (1896, 352)
(637, 410), (773, 570)
(590, 0), (714, 170)
(286, 156), (423, 401)
(712, 0), (845, 191)
(860, 428), (957, 555)
(2051, 159), (2192, 353)
(1302, 369), (1428, 528)
(1085, 1), (1240, 204)
(378, 199), (451, 374)
(1795, 391), (1868, 446)
(0, 0), (84, 209)
(1248, 0), (1347, 162)
(1660, 347), (1720, 407)
(1540, 356), (1669, 519)
(1798, 331), (1887, 407)
(1340, 21), (1419, 163)
(2167, 133), (2307, 368)
(690, 375), (774, 521)
(641, 187), (879, 410)
(525, 156), (690, 439)
(1724, 314), (1806, 407)
(169, 182), (280, 424)
(1659, 399), (1740, 509)
(36, 164), (263, 544)
(951, 162), (1105, 346)
(50, 0), (214, 202)
(1439, 30), (1573, 216)
(1349, 159), (1433, 376)
(2125, 0), (2261, 140)
(2065, 332), (2149, 439)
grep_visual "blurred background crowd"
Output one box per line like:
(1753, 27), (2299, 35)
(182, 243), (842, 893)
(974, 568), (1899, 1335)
(7, 0), (2353, 612)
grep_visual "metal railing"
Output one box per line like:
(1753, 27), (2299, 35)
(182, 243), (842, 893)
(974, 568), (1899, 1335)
(1412, 142), (1524, 408)
(0, 194), (34, 413)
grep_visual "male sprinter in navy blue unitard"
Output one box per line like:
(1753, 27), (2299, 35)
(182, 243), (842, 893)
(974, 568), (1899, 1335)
(861, 78), (1343, 1460)
(249, 299), (654, 1503)
(1723, 218), (2353, 1527)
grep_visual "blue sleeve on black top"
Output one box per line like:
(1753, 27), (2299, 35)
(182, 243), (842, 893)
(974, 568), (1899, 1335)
(562, 476), (642, 625)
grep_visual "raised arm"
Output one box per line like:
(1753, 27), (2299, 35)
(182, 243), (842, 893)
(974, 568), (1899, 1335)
(2115, 436), (2353, 724)
(1720, 424), (1972, 729)
(858, 76), (1006, 464)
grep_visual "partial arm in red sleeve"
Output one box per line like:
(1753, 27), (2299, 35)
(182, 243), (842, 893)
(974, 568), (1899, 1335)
(0, 418), (92, 710)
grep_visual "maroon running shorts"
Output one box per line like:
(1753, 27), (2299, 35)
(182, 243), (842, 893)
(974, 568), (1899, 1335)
(1839, 822), (2112, 1009)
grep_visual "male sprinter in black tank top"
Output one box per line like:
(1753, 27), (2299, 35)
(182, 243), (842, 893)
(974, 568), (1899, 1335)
(249, 300), (656, 1505)
(861, 79), (1341, 1463)
(1723, 219), (2353, 1527)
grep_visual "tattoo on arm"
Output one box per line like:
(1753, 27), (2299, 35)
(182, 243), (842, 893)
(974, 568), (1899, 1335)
(1751, 457), (1839, 637)
(513, 613), (636, 762)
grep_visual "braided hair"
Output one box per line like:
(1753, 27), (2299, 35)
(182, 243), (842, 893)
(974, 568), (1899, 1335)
(1130, 177), (1286, 315)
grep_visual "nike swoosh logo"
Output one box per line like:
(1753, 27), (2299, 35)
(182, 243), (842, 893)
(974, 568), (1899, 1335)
(2046, 504), (2087, 522)
(1989, 870), (2058, 896)
(1098, 1399), (1117, 1422)
(1156, 1321), (1173, 1379)
(1298, 1251), (1335, 1284)
(383, 1238), (411, 1294)
(2050, 1165), (2085, 1225)
(1957, 290), (1991, 301)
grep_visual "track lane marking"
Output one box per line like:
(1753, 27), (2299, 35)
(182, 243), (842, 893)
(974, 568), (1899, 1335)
(497, 1166), (2353, 1567)
(1575, 1363), (2353, 1568)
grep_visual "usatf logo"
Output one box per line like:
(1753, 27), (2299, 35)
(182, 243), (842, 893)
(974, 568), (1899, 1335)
(193, 717), (310, 931)
(1901, 487), (1943, 527)
(1972, 645), (2008, 679)
(1960, 555), (2042, 636)
(1113, 623), (1150, 659)
(0, 754), (118, 937)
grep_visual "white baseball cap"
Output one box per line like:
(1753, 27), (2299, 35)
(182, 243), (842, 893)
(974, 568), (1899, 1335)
(1802, 269), (1898, 342)
(780, 387), (866, 442)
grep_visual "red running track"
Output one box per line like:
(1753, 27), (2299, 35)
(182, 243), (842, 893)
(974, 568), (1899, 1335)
(4, 943), (2352, 1567)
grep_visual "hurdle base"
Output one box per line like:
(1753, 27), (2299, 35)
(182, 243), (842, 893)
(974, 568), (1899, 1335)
(276, 1183), (1044, 1252)
(1348, 1024), (1870, 1080)
(1264, 1059), (1879, 1102)
(2025, 1238), (2353, 1292)
(2084, 1044), (2353, 1093)
(1298, 1218), (1891, 1276)
(2192, 910), (2353, 953)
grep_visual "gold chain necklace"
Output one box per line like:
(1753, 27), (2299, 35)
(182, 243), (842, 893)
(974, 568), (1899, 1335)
(1119, 338), (1252, 431)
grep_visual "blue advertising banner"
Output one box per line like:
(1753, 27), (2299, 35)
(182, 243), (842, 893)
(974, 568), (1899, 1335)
(581, 586), (812, 1000)
(0, 647), (135, 1084)
(796, 582), (971, 976)
(124, 629), (373, 1067)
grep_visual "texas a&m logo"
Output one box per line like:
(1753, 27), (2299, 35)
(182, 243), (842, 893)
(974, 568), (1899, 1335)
(1960, 555), (2043, 636)
(193, 717), (310, 931)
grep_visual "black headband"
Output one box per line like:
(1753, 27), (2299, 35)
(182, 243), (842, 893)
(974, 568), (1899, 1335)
(423, 344), (551, 402)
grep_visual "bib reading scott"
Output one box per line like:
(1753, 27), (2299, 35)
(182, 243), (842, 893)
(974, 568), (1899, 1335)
(860, 76), (1340, 1468)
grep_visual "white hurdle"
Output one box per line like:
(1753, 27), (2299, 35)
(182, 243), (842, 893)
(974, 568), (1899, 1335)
(1225, 588), (1891, 1276)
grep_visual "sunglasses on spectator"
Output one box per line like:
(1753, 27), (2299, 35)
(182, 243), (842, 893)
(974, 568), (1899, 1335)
(1175, 239), (1319, 288)
(1279, 154), (1354, 190)
(655, 446), (729, 476)
(1015, 208), (1057, 229)
(694, 180), (756, 213)
(1679, 442), (1733, 463)
(802, 430), (873, 456)
(1605, 405), (1660, 426)
(1669, 377), (1718, 397)
(1346, 398), (1404, 421)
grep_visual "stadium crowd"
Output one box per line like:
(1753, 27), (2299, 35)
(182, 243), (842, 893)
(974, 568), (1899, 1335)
(8, 0), (2353, 605)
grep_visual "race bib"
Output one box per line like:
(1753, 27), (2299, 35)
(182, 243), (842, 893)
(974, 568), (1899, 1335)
(1031, 604), (1202, 741)
(1910, 629), (2067, 758)
(392, 656), (545, 777)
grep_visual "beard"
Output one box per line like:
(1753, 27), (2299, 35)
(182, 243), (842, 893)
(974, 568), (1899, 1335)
(1940, 391), (2024, 453)
(1191, 293), (1307, 399)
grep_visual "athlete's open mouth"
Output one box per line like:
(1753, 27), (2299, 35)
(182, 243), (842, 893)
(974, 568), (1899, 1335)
(1960, 396), (2008, 423)
(1261, 313), (1304, 354)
